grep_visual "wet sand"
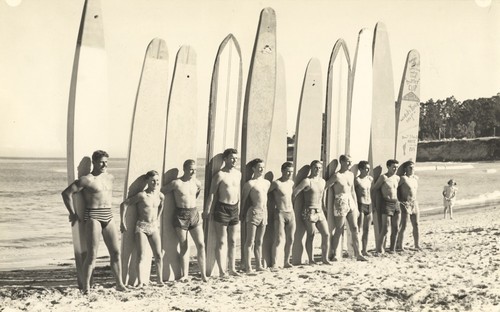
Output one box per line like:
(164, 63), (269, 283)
(1, 205), (499, 312)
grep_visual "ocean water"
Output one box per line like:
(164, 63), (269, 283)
(1, 158), (499, 271)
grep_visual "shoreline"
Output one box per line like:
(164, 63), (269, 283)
(1, 205), (499, 311)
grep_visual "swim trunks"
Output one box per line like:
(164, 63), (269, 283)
(333, 194), (353, 217)
(213, 201), (239, 226)
(173, 207), (201, 231)
(358, 203), (372, 215)
(246, 206), (267, 226)
(401, 200), (419, 215)
(135, 220), (159, 236)
(302, 207), (326, 223)
(382, 200), (400, 216)
(85, 207), (113, 228)
(274, 210), (295, 225)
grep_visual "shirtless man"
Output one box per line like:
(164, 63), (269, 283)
(241, 158), (271, 273)
(163, 160), (207, 282)
(396, 161), (420, 251)
(292, 160), (330, 265)
(442, 179), (458, 219)
(120, 170), (164, 286)
(269, 162), (295, 268)
(61, 150), (127, 293)
(203, 148), (241, 276)
(326, 155), (367, 261)
(372, 159), (400, 253)
(354, 160), (373, 257)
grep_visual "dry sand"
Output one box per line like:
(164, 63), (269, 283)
(1, 206), (499, 312)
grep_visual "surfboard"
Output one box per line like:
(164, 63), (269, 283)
(291, 58), (323, 265)
(204, 34), (243, 277)
(395, 50), (421, 170)
(66, 0), (110, 289)
(262, 54), (287, 268)
(240, 7), (277, 270)
(370, 22), (396, 251)
(324, 39), (352, 261)
(161, 45), (198, 281)
(121, 38), (169, 286)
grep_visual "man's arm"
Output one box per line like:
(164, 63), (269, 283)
(325, 173), (337, 189)
(195, 179), (202, 198)
(240, 182), (252, 221)
(292, 179), (309, 202)
(157, 193), (165, 219)
(203, 174), (220, 219)
(61, 179), (86, 226)
(120, 193), (143, 233)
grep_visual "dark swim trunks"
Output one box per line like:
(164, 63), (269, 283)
(213, 201), (239, 226)
(85, 207), (113, 228)
(173, 208), (201, 231)
(358, 203), (372, 215)
(382, 200), (400, 216)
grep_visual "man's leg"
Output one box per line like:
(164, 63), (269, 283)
(450, 204), (454, 219)
(361, 211), (371, 256)
(389, 212), (401, 252)
(304, 221), (316, 264)
(83, 219), (100, 293)
(378, 215), (389, 253)
(147, 230), (164, 285)
(397, 207), (408, 250)
(316, 218), (330, 264)
(214, 222), (228, 276)
(102, 221), (127, 291)
(134, 231), (148, 286)
(189, 225), (207, 281)
(244, 222), (257, 272)
(254, 223), (266, 271)
(284, 216), (296, 268)
(227, 224), (240, 275)
(272, 214), (285, 268)
(174, 227), (189, 280)
(331, 216), (345, 261)
(410, 213), (420, 249)
(346, 212), (366, 261)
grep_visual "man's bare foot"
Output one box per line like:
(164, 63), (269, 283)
(361, 251), (369, 257)
(356, 255), (368, 262)
(201, 275), (208, 282)
(256, 266), (267, 272)
(116, 284), (128, 292)
(284, 262), (293, 268)
(219, 270), (227, 278)
(309, 260), (317, 265)
(179, 276), (189, 283)
(229, 270), (240, 276)
(322, 260), (331, 265)
(331, 257), (338, 262)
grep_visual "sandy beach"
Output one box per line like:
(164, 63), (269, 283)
(1, 205), (499, 312)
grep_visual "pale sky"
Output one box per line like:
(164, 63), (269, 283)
(0, 0), (499, 158)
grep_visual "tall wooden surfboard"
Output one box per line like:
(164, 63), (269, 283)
(348, 28), (373, 251)
(204, 34), (243, 277)
(291, 58), (323, 265)
(370, 22), (396, 250)
(262, 54), (287, 268)
(161, 46), (198, 281)
(121, 38), (169, 286)
(324, 39), (352, 260)
(67, 0), (110, 289)
(240, 7), (277, 269)
(395, 50), (420, 169)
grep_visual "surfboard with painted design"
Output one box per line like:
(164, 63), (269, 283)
(161, 45), (198, 281)
(240, 7), (277, 270)
(121, 38), (169, 286)
(66, 0), (110, 289)
(291, 58), (323, 265)
(204, 34), (243, 277)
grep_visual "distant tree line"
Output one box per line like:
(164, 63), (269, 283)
(419, 94), (500, 141)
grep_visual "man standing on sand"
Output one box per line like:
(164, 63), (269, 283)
(269, 162), (296, 268)
(203, 148), (241, 276)
(120, 170), (165, 286)
(326, 155), (367, 261)
(443, 179), (458, 219)
(292, 160), (330, 265)
(241, 158), (271, 273)
(354, 160), (373, 257)
(61, 150), (127, 293)
(396, 161), (421, 251)
(372, 159), (401, 254)
(163, 160), (207, 282)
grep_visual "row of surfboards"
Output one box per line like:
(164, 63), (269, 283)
(67, 1), (420, 287)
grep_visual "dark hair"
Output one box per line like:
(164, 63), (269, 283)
(310, 160), (322, 167)
(386, 159), (399, 167)
(146, 170), (159, 178)
(223, 148), (238, 158)
(339, 154), (351, 162)
(249, 158), (264, 168)
(183, 159), (196, 169)
(358, 160), (369, 170)
(92, 150), (109, 162)
(281, 161), (293, 171)
(402, 160), (415, 171)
